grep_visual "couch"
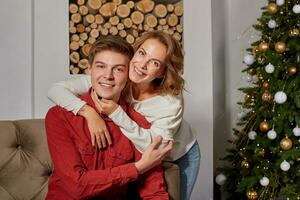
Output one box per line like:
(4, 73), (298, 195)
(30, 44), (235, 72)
(0, 119), (180, 200)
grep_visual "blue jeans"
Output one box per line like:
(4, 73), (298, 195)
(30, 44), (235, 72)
(172, 141), (200, 200)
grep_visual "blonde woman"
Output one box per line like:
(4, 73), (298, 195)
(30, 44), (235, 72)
(48, 31), (200, 200)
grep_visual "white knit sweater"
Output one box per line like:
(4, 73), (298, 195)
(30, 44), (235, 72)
(47, 75), (196, 161)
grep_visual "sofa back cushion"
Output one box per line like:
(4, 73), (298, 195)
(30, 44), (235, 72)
(0, 119), (51, 200)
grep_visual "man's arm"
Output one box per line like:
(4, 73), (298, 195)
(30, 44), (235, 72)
(45, 107), (138, 199)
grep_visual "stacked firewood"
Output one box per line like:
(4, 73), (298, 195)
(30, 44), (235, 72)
(69, 0), (183, 74)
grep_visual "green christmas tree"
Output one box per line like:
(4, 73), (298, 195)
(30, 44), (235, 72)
(216, 0), (300, 199)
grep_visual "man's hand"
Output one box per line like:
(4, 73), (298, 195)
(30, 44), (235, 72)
(78, 104), (112, 149)
(135, 136), (173, 174)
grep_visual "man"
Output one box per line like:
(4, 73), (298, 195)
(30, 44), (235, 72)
(45, 36), (172, 199)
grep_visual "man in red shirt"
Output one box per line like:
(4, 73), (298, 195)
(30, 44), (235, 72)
(45, 36), (172, 200)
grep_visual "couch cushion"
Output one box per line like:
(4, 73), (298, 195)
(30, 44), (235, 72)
(0, 119), (52, 200)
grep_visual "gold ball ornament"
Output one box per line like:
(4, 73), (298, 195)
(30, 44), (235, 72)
(259, 120), (270, 133)
(254, 148), (265, 157)
(241, 159), (251, 169)
(258, 42), (269, 52)
(280, 137), (293, 150)
(267, 3), (278, 14)
(262, 91), (273, 102)
(289, 28), (300, 38)
(288, 66), (297, 75)
(246, 189), (258, 200)
(262, 81), (269, 88)
(275, 41), (286, 53)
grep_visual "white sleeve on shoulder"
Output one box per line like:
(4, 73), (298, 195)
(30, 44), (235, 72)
(47, 75), (91, 115)
(109, 97), (183, 153)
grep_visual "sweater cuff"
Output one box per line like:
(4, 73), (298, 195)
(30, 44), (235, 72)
(73, 101), (87, 115)
(108, 105), (123, 121)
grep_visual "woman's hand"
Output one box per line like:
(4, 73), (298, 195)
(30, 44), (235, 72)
(78, 104), (112, 149)
(91, 90), (119, 115)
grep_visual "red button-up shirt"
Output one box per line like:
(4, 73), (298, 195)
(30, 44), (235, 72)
(45, 92), (169, 200)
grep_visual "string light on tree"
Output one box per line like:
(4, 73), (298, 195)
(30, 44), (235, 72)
(243, 74), (253, 82)
(280, 160), (290, 171)
(293, 126), (300, 136)
(274, 91), (287, 104)
(293, 4), (300, 14)
(265, 63), (275, 73)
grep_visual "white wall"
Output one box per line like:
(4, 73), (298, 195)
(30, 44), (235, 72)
(0, 0), (33, 120)
(184, 0), (214, 199)
(34, 0), (70, 118)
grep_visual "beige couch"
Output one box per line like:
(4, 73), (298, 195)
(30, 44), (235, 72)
(0, 119), (179, 200)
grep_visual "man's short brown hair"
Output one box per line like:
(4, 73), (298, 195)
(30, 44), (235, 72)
(88, 35), (134, 66)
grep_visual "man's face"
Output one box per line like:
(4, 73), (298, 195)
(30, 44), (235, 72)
(90, 50), (129, 102)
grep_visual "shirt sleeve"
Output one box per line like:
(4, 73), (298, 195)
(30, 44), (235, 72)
(134, 150), (169, 200)
(45, 107), (139, 199)
(109, 97), (183, 153)
(47, 75), (91, 115)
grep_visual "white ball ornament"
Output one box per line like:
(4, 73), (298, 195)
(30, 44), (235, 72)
(293, 126), (300, 137)
(274, 91), (287, 104)
(276, 0), (285, 6)
(237, 111), (247, 120)
(215, 174), (226, 185)
(267, 129), (277, 140)
(244, 54), (255, 65)
(265, 63), (275, 74)
(268, 20), (277, 29)
(260, 177), (270, 186)
(248, 131), (257, 140)
(280, 160), (290, 171)
(293, 4), (300, 14)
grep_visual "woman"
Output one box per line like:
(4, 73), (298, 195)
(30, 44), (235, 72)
(48, 31), (200, 200)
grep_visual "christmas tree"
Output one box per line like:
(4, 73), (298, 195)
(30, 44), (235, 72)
(216, 0), (300, 199)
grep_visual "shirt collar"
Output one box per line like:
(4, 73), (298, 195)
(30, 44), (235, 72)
(80, 88), (128, 121)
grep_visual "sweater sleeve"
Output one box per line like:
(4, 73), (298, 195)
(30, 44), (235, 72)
(47, 75), (91, 115)
(45, 107), (139, 199)
(109, 96), (183, 153)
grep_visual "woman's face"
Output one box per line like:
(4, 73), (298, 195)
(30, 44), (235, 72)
(129, 38), (167, 86)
